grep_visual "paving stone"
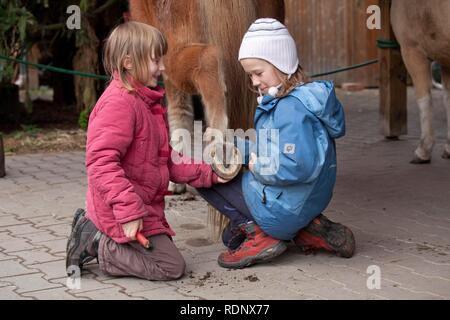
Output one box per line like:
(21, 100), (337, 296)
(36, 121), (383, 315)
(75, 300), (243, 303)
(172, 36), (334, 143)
(0, 201), (33, 215)
(236, 281), (325, 300)
(0, 280), (12, 288)
(28, 260), (68, 280)
(0, 251), (18, 261)
(102, 277), (168, 294)
(73, 286), (144, 300)
(0, 232), (42, 253)
(1, 273), (62, 293)
(25, 216), (68, 228)
(0, 286), (33, 300)
(0, 214), (27, 227)
(0, 224), (43, 235)
(43, 224), (71, 238)
(37, 238), (68, 254)
(50, 274), (118, 294)
(13, 248), (63, 265)
(18, 231), (66, 244)
(0, 259), (39, 278)
(131, 285), (200, 300)
(21, 287), (87, 300)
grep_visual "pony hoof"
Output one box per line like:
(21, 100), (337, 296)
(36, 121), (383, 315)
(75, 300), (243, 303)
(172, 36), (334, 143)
(410, 155), (431, 164)
(441, 150), (450, 159)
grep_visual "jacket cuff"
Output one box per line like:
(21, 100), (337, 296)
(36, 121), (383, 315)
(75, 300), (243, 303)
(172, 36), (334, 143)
(212, 172), (220, 184)
(116, 211), (147, 224)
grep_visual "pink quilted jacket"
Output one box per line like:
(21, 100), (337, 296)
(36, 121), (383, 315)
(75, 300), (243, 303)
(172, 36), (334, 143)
(85, 76), (218, 243)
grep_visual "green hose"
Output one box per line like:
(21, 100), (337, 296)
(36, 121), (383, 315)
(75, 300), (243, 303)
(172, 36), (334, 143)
(310, 59), (379, 78)
(376, 38), (400, 49)
(0, 54), (109, 80)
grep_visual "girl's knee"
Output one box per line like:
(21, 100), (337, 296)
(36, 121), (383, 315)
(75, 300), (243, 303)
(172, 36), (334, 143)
(165, 258), (186, 280)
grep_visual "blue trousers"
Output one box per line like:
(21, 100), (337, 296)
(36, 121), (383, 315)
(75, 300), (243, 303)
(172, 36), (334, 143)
(196, 172), (254, 249)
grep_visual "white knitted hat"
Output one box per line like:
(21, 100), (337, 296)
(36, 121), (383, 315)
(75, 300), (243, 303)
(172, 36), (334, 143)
(238, 18), (299, 75)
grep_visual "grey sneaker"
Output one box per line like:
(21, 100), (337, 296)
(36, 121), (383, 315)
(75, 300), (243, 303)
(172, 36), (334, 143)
(71, 208), (86, 231)
(66, 215), (102, 275)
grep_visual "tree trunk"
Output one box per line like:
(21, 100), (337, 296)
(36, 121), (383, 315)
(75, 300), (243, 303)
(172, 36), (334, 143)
(73, 16), (99, 114)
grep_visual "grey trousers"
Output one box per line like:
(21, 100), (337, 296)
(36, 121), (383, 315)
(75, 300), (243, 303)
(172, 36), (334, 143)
(97, 233), (186, 281)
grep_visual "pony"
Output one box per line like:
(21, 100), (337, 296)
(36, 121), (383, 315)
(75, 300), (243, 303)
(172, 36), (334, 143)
(391, 0), (450, 163)
(129, 0), (284, 192)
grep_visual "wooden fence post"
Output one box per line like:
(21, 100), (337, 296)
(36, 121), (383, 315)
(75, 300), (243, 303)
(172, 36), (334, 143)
(379, 0), (407, 138)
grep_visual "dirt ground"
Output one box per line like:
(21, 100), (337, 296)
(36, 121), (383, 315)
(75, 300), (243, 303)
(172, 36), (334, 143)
(1, 127), (86, 155)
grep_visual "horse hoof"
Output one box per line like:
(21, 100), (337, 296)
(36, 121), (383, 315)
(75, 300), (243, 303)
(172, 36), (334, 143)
(210, 142), (242, 180)
(410, 155), (431, 164)
(441, 150), (450, 159)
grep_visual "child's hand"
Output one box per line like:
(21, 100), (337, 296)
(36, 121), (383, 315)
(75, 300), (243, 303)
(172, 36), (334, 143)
(122, 218), (143, 240)
(249, 152), (257, 173)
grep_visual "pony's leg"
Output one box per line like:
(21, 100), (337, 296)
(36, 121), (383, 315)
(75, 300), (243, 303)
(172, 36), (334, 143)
(441, 66), (450, 159)
(193, 46), (229, 140)
(165, 80), (195, 194)
(401, 46), (435, 163)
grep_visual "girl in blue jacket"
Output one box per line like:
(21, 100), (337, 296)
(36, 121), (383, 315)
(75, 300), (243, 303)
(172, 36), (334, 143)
(197, 18), (355, 269)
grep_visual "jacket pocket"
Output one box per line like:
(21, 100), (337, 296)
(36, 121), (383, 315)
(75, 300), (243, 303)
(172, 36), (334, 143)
(250, 180), (282, 209)
(275, 184), (310, 214)
(264, 186), (283, 209)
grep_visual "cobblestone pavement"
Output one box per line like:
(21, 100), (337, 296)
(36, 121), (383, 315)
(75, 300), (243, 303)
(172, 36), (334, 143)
(0, 88), (449, 300)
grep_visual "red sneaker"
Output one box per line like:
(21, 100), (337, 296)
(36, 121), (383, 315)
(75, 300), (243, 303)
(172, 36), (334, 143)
(218, 222), (287, 269)
(293, 214), (355, 258)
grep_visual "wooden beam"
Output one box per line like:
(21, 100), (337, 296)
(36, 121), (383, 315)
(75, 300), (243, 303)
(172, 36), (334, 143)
(379, 0), (407, 138)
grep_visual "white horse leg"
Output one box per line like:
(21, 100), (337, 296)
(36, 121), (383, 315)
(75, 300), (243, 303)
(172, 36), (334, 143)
(441, 67), (450, 159)
(414, 95), (435, 162)
(401, 47), (435, 163)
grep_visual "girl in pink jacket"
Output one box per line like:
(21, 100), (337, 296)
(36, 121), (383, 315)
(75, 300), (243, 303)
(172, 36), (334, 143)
(66, 22), (225, 281)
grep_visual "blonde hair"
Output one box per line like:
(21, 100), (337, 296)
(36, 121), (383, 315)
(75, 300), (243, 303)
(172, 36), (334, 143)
(103, 21), (168, 91)
(275, 65), (309, 97)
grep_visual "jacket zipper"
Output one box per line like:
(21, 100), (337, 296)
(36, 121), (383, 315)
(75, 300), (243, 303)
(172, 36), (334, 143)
(262, 185), (267, 204)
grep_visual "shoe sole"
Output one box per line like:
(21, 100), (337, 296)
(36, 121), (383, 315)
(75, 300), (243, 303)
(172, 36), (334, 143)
(298, 220), (355, 258)
(218, 242), (288, 269)
(320, 222), (355, 258)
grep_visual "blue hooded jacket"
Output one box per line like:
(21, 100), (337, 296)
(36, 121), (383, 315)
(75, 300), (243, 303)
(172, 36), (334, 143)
(237, 80), (345, 240)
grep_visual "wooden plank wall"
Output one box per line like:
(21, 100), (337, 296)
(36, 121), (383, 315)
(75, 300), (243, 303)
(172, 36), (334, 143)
(285, 0), (380, 87)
